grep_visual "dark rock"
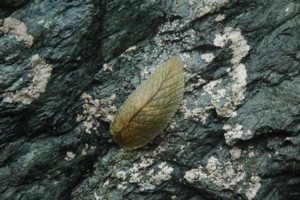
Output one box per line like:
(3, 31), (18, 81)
(0, 0), (299, 200)
(0, 0), (29, 8)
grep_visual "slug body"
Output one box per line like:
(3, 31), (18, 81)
(110, 56), (184, 150)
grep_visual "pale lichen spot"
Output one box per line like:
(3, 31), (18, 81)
(64, 151), (76, 161)
(93, 192), (101, 200)
(184, 166), (207, 182)
(151, 145), (167, 156)
(188, 0), (229, 19)
(116, 170), (126, 181)
(202, 27), (251, 118)
(138, 162), (173, 191)
(229, 147), (242, 160)
(202, 79), (223, 95)
(179, 99), (212, 124)
(184, 156), (260, 198)
(115, 157), (173, 191)
(81, 144), (89, 156)
(223, 124), (254, 146)
(214, 27), (250, 66)
(120, 45), (137, 60)
(140, 66), (152, 78)
(215, 14), (225, 21)
(0, 17), (34, 47)
(184, 156), (246, 189)
(245, 176), (261, 200)
(185, 73), (206, 92)
(248, 151), (255, 158)
(201, 53), (215, 63)
(103, 63), (114, 72)
(229, 63), (248, 103)
(77, 93), (117, 134)
(2, 54), (52, 105)
(181, 27), (250, 128)
(166, 119), (178, 131)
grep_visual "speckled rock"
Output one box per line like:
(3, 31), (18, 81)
(0, 0), (299, 200)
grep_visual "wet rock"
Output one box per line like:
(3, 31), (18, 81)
(0, 0), (299, 200)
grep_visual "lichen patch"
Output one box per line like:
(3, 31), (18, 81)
(93, 192), (101, 200)
(223, 124), (254, 146)
(184, 156), (246, 189)
(229, 63), (248, 103)
(103, 63), (114, 72)
(179, 99), (212, 124)
(76, 93), (116, 134)
(229, 147), (242, 160)
(0, 17), (34, 47)
(2, 54), (52, 105)
(210, 27), (250, 118)
(245, 176), (261, 200)
(115, 157), (173, 191)
(184, 156), (261, 199)
(201, 53), (215, 63)
(185, 73), (206, 92)
(170, 27), (250, 137)
(188, 0), (229, 19)
(120, 45), (137, 60)
(214, 27), (250, 66)
(64, 151), (76, 161)
(215, 14), (225, 21)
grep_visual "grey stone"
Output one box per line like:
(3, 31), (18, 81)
(0, 0), (299, 200)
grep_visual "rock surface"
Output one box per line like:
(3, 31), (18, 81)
(0, 0), (299, 200)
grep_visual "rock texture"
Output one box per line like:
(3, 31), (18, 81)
(0, 0), (299, 200)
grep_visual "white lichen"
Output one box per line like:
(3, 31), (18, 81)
(2, 54), (52, 104)
(184, 156), (261, 199)
(93, 192), (101, 200)
(140, 65), (152, 78)
(201, 53), (215, 63)
(184, 156), (246, 189)
(188, 0), (229, 19)
(81, 144), (89, 156)
(202, 79), (223, 95)
(211, 88), (227, 104)
(103, 63), (114, 72)
(185, 73), (206, 92)
(215, 14), (225, 21)
(115, 157), (173, 191)
(64, 151), (76, 161)
(229, 63), (248, 104)
(184, 166), (208, 182)
(248, 151), (255, 158)
(229, 147), (242, 160)
(210, 27), (250, 118)
(152, 145), (167, 155)
(76, 93), (116, 134)
(214, 27), (250, 66)
(166, 119), (178, 131)
(120, 45), (137, 60)
(223, 124), (254, 146)
(116, 171), (126, 181)
(181, 28), (250, 120)
(179, 99), (212, 124)
(245, 176), (261, 200)
(0, 17), (34, 47)
(138, 162), (173, 191)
